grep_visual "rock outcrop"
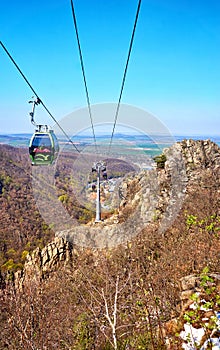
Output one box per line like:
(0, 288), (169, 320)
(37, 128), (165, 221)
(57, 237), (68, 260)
(56, 139), (219, 247)
(171, 139), (220, 189)
(180, 139), (220, 173)
(14, 237), (73, 289)
(180, 273), (220, 312)
(120, 138), (219, 218)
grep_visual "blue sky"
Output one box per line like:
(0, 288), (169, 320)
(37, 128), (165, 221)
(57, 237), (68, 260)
(1, 0), (220, 136)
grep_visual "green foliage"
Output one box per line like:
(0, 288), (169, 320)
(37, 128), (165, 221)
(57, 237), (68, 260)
(183, 307), (201, 325)
(21, 250), (29, 261)
(3, 175), (12, 186)
(2, 258), (14, 271)
(58, 194), (69, 204)
(183, 267), (220, 338)
(2, 258), (23, 272)
(72, 313), (96, 349)
(185, 213), (220, 234)
(153, 209), (161, 221)
(200, 267), (216, 295)
(186, 214), (197, 228)
(6, 248), (16, 258)
(153, 154), (167, 169)
(116, 334), (154, 350)
(78, 208), (94, 223)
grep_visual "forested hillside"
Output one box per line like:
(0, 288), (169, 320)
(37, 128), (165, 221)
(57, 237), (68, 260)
(0, 145), (55, 275)
(0, 140), (219, 349)
(0, 145), (136, 276)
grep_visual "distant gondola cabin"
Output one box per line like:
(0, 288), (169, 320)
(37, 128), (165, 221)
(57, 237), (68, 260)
(29, 131), (59, 165)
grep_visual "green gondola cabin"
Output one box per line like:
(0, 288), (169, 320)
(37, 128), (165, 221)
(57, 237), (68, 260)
(29, 130), (59, 165)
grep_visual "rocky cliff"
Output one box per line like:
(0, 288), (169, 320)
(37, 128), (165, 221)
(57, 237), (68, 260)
(55, 139), (220, 248)
(14, 237), (73, 289)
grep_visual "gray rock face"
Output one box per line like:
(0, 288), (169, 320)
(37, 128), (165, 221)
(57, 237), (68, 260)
(14, 237), (73, 289)
(180, 274), (198, 291)
(57, 139), (219, 247)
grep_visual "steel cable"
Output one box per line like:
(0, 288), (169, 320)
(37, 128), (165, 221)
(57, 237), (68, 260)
(70, 0), (98, 154)
(108, 0), (142, 153)
(0, 40), (81, 154)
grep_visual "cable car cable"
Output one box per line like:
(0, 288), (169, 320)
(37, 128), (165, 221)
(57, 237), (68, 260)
(0, 40), (81, 154)
(70, 0), (97, 154)
(108, 0), (142, 153)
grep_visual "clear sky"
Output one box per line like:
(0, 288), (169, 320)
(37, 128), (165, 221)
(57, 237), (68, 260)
(1, 0), (220, 136)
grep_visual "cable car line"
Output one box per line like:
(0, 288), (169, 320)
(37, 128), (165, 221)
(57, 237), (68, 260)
(1, 0), (142, 220)
(0, 40), (81, 155)
(69, 0), (142, 222)
(1, 0), (142, 164)
(70, 0), (97, 154)
(0, 41), (39, 100)
(108, 0), (142, 153)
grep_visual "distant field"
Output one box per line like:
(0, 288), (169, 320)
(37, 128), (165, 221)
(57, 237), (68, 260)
(0, 134), (219, 159)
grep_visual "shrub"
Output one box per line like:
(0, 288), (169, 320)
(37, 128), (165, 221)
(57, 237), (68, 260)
(153, 154), (167, 169)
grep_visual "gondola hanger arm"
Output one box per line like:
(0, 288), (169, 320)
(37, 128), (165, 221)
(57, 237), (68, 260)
(28, 96), (41, 127)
